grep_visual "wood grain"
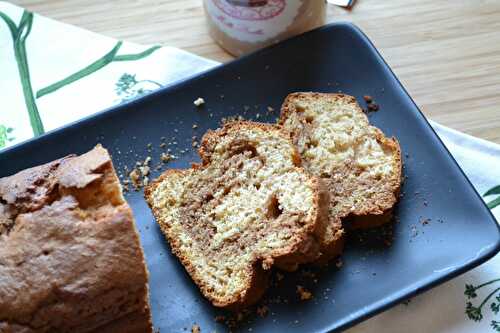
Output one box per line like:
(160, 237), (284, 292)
(11, 0), (500, 144)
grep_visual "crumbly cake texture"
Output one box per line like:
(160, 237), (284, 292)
(145, 121), (334, 310)
(280, 93), (402, 258)
(0, 145), (152, 333)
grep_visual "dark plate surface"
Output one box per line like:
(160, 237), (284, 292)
(1, 23), (499, 332)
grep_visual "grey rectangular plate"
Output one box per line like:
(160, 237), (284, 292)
(1, 23), (499, 332)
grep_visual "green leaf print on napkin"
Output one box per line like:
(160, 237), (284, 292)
(115, 73), (163, 102)
(0, 125), (15, 148)
(465, 187), (500, 330)
(36, 42), (161, 98)
(0, 11), (44, 136)
(465, 280), (500, 331)
(484, 185), (500, 209)
(0, 9), (161, 138)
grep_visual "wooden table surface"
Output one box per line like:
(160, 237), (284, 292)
(12, 0), (500, 144)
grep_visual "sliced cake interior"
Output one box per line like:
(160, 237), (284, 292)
(145, 121), (332, 309)
(280, 93), (401, 259)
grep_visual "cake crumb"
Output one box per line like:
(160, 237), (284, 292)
(161, 153), (173, 163)
(191, 324), (201, 333)
(143, 176), (149, 187)
(193, 97), (205, 107)
(267, 106), (274, 113)
(296, 285), (313, 300)
(192, 141), (198, 147)
(129, 169), (141, 188)
(363, 95), (373, 103)
(139, 166), (150, 176)
(192, 124), (198, 129)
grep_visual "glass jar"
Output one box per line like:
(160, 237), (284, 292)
(204, 0), (326, 56)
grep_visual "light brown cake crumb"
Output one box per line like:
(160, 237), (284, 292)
(139, 166), (150, 176)
(191, 324), (201, 333)
(296, 285), (313, 301)
(161, 153), (173, 163)
(129, 169), (141, 188)
(193, 97), (205, 107)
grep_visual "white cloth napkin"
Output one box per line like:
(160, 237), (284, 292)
(1, 2), (499, 332)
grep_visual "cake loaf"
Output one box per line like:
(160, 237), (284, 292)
(0, 145), (152, 333)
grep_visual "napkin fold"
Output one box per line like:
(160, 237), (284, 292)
(1, 1), (499, 332)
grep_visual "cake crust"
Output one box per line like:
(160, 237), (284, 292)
(0, 145), (152, 333)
